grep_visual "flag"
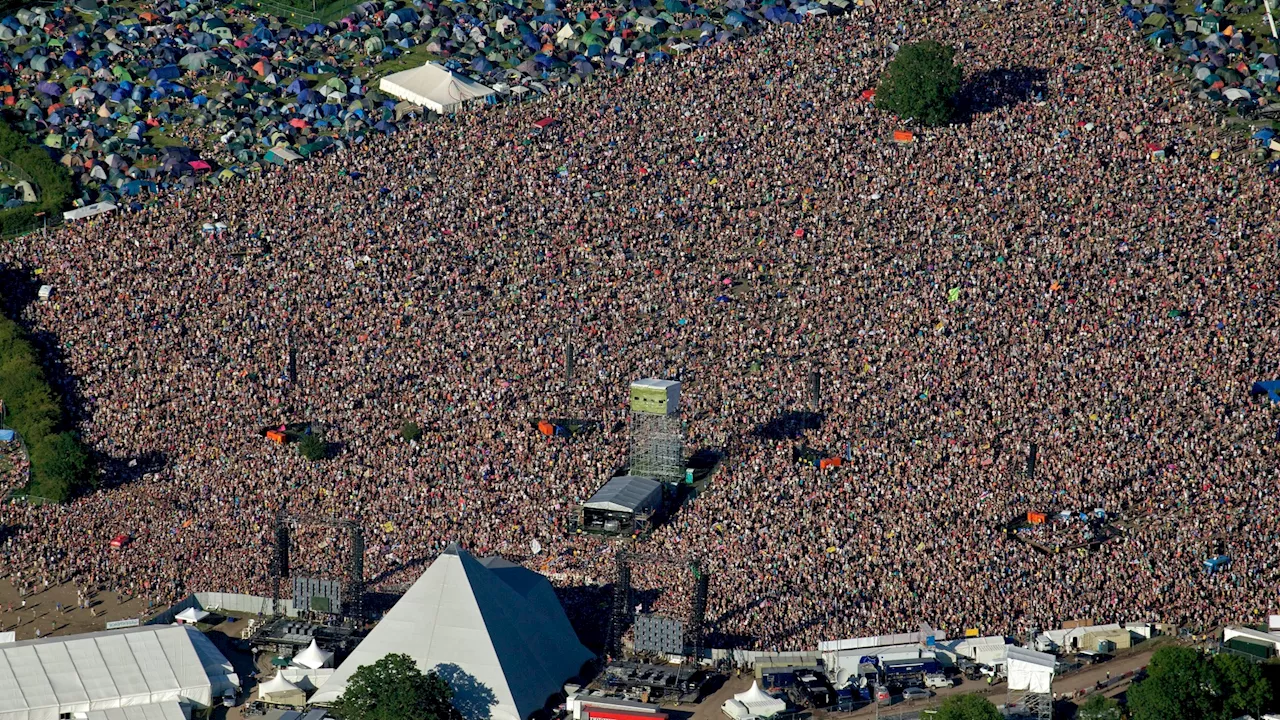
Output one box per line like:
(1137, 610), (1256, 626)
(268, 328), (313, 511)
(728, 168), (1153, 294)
(948, 287), (961, 302)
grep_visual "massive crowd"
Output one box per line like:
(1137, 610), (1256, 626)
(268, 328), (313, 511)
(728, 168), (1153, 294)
(2, 0), (1279, 652)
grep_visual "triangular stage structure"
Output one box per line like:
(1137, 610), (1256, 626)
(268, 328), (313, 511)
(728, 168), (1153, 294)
(312, 543), (592, 720)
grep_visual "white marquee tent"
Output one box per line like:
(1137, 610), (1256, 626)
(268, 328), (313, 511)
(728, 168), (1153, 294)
(311, 543), (592, 720)
(378, 62), (495, 113)
(0, 625), (238, 720)
(258, 673), (306, 707)
(722, 682), (786, 719)
(174, 608), (209, 625)
(1006, 647), (1055, 694)
(291, 639), (333, 670)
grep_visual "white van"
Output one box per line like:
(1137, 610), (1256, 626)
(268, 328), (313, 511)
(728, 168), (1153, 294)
(924, 673), (952, 689)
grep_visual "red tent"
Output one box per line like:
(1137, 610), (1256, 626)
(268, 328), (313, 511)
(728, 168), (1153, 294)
(109, 534), (131, 548)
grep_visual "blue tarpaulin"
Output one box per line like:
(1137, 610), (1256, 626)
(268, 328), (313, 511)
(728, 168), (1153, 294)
(1251, 381), (1280, 402)
(0, 429), (14, 442)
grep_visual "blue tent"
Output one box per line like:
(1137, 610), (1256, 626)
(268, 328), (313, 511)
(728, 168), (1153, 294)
(147, 64), (181, 81)
(1251, 380), (1280, 402)
(0, 429), (14, 442)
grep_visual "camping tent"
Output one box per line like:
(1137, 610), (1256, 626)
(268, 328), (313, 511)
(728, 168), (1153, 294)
(378, 61), (495, 113)
(311, 543), (591, 720)
(62, 201), (117, 222)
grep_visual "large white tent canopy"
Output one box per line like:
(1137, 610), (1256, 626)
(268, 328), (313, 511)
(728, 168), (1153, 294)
(312, 543), (591, 720)
(1006, 646), (1055, 694)
(0, 625), (237, 720)
(79, 701), (187, 720)
(378, 62), (495, 113)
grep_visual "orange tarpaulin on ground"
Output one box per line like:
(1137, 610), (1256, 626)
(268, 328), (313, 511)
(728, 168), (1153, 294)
(1027, 511), (1047, 524)
(893, 130), (914, 143)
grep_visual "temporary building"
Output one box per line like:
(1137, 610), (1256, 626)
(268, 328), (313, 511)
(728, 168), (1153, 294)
(311, 543), (591, 720)
(291, 639), (333, 670)
(724, 682), (786, 718)
(378, 62), (495, 113)
(1005, 647), (1055, 694)
(0, 625), (239, 720)
(258, 673), (306, 707)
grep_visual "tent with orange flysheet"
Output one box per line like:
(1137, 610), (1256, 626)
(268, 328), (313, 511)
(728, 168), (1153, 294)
(893, 130), (914, 143)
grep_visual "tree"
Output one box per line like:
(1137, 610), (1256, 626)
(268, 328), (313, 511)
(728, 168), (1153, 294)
(1078, 693), (1122, 720)
(1128, 646), (1222, 720)
(936, 694), (1002, 720)
(875, 40), (963, 127)
(400, 421), (423, 442)
(28, 431), (90, 502)
(334, 653), (458, 720)
(1214, 652), (1272, 718)
(298, 431), (328, 461)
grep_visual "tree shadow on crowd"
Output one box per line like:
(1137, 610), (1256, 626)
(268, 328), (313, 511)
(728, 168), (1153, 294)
(435, 662), (498, 720)
(1, 263), (168, 494)
(752, 412), (824, 441)
(954, 66), (1049, 123)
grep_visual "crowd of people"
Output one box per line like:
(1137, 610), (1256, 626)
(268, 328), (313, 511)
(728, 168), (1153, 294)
(2, 0), (1279, 652)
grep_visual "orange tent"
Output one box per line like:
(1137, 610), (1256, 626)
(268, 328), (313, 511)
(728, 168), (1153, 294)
(537, 420), (554, 436)
(893, 130), (914, 143)
(1027, 511), (1047, 524)
(265, 430), (286, 444)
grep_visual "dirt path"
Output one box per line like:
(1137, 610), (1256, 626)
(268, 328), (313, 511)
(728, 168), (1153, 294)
(0, 574), (153, 640)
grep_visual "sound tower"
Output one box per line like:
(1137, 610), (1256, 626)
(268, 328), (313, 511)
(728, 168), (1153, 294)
(1026, 442), (1038, 478)
(808, 371), (821, 409)
(686, 564), (709, 655)
(608, 554), (632, 657)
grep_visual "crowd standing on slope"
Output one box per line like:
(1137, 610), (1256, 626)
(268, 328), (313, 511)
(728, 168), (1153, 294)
(2, 0), (1280, 650)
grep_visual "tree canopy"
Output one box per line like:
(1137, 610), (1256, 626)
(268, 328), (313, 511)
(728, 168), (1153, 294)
(936, 693), (1002, 720)
(0, 313), (91, 502)
(1078, 693), (1122, 720)
(1128, 645), (1274, 720)
(875, 40), (963, 127)
(334, 653), (459, 720)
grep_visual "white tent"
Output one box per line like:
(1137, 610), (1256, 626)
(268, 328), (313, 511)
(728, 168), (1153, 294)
(721, 699), (752, 720)
(62, 201), (117, 222)
(0, 625), (236, 720)
(728, 682), (786, 718)
(1005, 647), (1055, 694)
(292, 639), (333, 670)
(259, 673), (306, 707)
(79, 701), (187, 720)
(378, 62), (495, 114)
(175, 607), (209, 624)
(311, 543), (592, 720)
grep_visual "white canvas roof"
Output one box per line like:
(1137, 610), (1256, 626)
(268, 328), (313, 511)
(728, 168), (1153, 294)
(731, 682), (786, 717)
(0, 625), (232, 720)
(62, 202), (117, 222)
(584, 476), (662, 514)
(174, 608), (208, 624)
(378, 62), (494, 114)
(291, 640), (333, 670)
(79, 700), (187, 720)
(1005, 647), (1055, 694)
(312, 544), (592, 720)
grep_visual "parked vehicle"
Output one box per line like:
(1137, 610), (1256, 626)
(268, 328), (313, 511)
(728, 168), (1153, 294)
(924, 673), (952, 689)
(902, 687), (932, 702)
